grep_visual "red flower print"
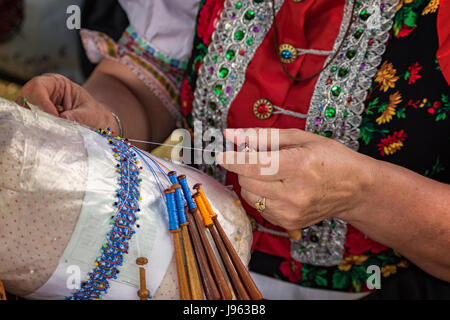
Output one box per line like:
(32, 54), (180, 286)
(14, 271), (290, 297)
(377, 130), (407, 156)
(345, 225), (389, 255)
(428, 100), (442, 115)
(406, 62), (422, 84)
(280, 258), (302, 283)
(197, 0), (225, 46)
(180, 78), (194, 116)
(194, 59), (203, 73)
(398, 25), (415, 38)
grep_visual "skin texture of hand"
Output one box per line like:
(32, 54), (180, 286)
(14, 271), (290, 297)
(18, 73), (119, 133)
(218, 128), (374, 230)
(218, 128), (450, 282)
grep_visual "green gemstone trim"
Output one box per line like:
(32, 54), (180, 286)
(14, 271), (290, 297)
(331, 86), (341, 97)
(219, 68), (229, 78)
(235, 30), (245, 41)
(214, 85), (223, 95)
(346, 49), (356, 59)
(226, 49), (235, 60)
(338, 67), (348, 78)
(244, 10), (255, 20)
(325, 107), (336, 118)
(354, 29), (364, 39)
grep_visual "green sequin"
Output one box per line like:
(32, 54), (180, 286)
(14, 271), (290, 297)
(338, 67), (348, 78)
(219, 67), (229, 78)
(330, 66), (337, 72)
(359, 9), (370, 21)
(325, 107), (336, 118)
(226, 49), (236, 60)
(346, 49), (356, 59)
(323, 131), (333, 138)
(220, 97), (227, 104)
(246, 38), (254, 45)
(331, 86), (341, 97)
(235, 30), (245, 41)
(235, 1), (242, 9)
(244, 10), (255, 20)
(209, 102), (217, 110)
(214, 85), (222, 95)
(354, 29), (364, 39)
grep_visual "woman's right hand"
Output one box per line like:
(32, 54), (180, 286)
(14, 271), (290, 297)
(17, 73), (119, 133)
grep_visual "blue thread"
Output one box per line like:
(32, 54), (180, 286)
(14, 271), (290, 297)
(178, 176), (196, 211)
(165, 191), (179, 230)
(66, 133), (141, 300)
(174, 187), (187, 225)
(168, 172), (178, 184)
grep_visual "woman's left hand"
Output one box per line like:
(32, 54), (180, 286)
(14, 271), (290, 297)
(217, 128), (376, 230)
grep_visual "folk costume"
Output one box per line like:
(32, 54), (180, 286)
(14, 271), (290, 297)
(80, 0), (450, 299)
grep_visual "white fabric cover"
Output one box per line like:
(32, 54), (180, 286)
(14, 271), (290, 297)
(118, 0), (201, 61)
(0, 98), (252, 299)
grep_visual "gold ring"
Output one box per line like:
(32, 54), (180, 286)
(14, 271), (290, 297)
(255, 197), (266, 213)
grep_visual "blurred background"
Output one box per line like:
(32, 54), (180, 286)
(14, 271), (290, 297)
(0, 0), (128, 100)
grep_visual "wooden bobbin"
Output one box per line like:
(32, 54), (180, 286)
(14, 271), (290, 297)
(165, 188), (191, 300)
(136, 257), (150, 300)
(194, 192), (249, 299)
(180, 221), (204, 300)
(185, 207), (221, 300)
(170, 228), (191, 300)
(192, 194), (232, 300)
(0, 280), (6, 300)
(194, 184), (263, 300)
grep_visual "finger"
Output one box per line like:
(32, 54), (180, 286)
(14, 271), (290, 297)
(240, 188), (286, 227)
(223, 128), (320, 150)
(217, 150), (286, 181)
(240, 188), (269, 210)
(218, 147), (301, 180)
(60, 108), (99, 129)
(238, 175), (283, 198)
(20, 79), (59, 116)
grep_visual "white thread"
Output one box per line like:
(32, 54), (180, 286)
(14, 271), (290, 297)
(255, 223), (289, 238)
(296, 48), (332, 56)
(273, 105), (308, 119)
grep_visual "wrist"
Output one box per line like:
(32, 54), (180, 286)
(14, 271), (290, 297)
(338, 155), (380, 224)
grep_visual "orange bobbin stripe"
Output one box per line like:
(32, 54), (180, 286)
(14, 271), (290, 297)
(198, 189), (217, 218)
(193, 194), (213, 226)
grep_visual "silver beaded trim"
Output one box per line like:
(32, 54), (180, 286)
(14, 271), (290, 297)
(292, 0), (399, 266)
(193, 0), (283, 129)
(305, 0), (398, 150)
(192, 0), (283, 182)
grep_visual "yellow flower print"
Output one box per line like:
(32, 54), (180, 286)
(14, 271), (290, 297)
(338, 254), (369, 271)
(375, 61), (400, 92)
(381, 265), (398, 277)
(397, 260), (409, 268)
(396, 0), (414, 11)
(422, 0), (439, 15)
(419, 98), (428, 108)
(376, 91), (403, 124)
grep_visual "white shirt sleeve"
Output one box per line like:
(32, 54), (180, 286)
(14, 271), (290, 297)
(118, 0), (201, 61)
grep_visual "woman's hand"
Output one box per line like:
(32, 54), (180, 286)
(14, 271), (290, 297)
(218, 128), (376, 230)
(18, 73), (119, 133)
